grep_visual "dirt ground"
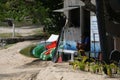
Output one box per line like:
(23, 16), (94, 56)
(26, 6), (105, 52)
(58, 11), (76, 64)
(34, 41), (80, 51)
(0, 26), (119, 80)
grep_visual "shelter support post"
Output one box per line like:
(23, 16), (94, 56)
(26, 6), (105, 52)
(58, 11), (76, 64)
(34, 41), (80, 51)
(95, 0), (109, 63)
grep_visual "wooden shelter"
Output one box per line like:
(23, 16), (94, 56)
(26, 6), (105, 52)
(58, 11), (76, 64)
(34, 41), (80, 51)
(53, 0), (120, 63)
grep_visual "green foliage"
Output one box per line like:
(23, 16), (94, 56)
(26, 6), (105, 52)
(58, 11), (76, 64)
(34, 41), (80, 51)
(0, 0), (50, 23)
(72, 60), (80, 69)
(72, 54), (120, 77)
(0, 0), (64, 33)
(90, 63), (100, 73)
(41, 0), (64, 33)
(0, 0), (29, 21)
(79, 61), (85, 71)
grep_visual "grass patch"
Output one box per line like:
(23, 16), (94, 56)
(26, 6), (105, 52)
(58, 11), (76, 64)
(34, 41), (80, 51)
(0, 33), (22, 38)
(33, 28), (44, 35)
(0, 21), (33, 27)
(31, 28), (49, 38)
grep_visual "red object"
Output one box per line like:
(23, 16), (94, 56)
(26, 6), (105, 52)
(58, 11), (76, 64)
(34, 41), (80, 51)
(46, 41), (57, 49)
(57, 56), (62, 63)
(44, 49), (51, 55)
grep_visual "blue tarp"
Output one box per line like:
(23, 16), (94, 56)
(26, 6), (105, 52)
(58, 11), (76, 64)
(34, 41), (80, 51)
(63, 41), (77, 51)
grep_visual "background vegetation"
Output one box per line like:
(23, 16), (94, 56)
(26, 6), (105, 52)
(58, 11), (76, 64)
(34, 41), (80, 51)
(0, 0), (65, 33)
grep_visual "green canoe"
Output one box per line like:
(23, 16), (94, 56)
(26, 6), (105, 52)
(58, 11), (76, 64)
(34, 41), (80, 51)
(19, 44), (36, 58)
(32, 44), (46, 58)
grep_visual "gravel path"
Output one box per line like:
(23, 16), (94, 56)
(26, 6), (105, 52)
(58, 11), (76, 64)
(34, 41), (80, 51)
(0, 26), (42, 36)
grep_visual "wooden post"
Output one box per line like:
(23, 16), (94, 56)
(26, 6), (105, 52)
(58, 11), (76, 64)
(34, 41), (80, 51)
(95, 0), (109, 63)
(12, 23), (15, 38)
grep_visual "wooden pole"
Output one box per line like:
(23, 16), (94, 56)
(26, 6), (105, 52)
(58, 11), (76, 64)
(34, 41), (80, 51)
(12, 23), (15, 38)
(95, 0), (109, 63)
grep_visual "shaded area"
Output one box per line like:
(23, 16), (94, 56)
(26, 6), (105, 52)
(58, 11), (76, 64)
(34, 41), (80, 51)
(17, 59), (51, 69)
(0, 70), (39, 80)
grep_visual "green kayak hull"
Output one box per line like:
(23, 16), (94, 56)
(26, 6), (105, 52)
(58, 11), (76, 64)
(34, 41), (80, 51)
(32, 44), (46, 58)
(19, 44), (36, 58)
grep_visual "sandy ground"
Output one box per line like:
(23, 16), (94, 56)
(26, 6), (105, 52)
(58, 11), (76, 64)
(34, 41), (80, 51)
(0, 41), (119, 80)
(0, 26), (119, 80)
